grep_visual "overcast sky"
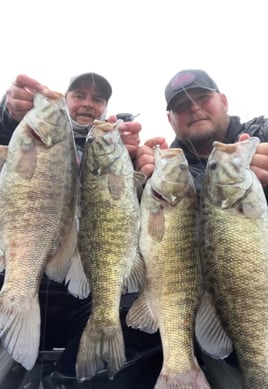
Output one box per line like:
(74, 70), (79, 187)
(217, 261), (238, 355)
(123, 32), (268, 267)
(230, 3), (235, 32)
(1, 0), (268, 144)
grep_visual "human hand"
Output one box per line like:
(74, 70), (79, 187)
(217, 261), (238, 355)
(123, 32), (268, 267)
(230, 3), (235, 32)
(239, 133), (268, 187)
(135, 137), (168, 177)
(107, 115), (141, 160)
(5, 74), (53, 122)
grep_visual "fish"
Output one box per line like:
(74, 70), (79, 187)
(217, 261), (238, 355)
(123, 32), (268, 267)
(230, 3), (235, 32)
(199, 137), (268, 388)
(126, 147), (211, 389)
(76, 119), (145, 381)
(0, 92), (89, 371)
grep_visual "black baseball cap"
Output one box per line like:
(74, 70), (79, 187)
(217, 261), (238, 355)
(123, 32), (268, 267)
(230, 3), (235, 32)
(67, 72), (112, 101)
(165, 69), (219, 110)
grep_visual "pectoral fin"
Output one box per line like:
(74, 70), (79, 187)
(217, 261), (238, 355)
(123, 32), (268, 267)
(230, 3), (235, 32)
(126, 291), (158, 334)
(108, 173), (124, 200)
(195, 292), (233, 360)
(14, 139), (37, 179)
(148, 208), (165, 241)
(123, 251), (145, 293)
(45, 217), (90, 299)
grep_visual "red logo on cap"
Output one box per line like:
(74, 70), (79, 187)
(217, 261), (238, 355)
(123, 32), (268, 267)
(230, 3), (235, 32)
(171, 72), (195, 90)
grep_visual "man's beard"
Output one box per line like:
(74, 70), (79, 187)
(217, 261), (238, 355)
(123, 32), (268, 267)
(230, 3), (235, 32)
(178, 124), (227, 157)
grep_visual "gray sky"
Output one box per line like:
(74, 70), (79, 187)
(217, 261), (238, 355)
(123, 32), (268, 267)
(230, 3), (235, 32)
(1, 0), (268, 144)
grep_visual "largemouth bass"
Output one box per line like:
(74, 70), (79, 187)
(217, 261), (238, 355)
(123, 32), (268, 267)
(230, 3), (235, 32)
(76, 120), (144, 381)
(0, 92), (88, 370)
(200, 137), (268, 388)
(127, 147), (210, 389)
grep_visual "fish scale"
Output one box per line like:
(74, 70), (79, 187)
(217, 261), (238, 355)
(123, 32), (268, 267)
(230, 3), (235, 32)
(200, 137), (268, 388)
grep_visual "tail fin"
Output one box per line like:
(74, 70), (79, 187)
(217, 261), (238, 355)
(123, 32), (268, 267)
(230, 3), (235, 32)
(76, 319), (126, 381)
(0, 294), (40, 370)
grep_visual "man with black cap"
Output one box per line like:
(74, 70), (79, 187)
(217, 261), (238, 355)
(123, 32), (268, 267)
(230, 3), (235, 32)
(135, 69), (268, 387)
(0, 73), (140, 160)
(0, 73), (147, 385)
(136, 68), (268, 195)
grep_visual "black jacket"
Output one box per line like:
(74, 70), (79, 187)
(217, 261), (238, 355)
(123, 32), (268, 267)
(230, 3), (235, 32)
(0, 96), (20, 145)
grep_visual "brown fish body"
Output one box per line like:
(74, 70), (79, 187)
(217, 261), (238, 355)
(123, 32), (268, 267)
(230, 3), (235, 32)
(76, 120), (142, 381)
(127, 148), (210, 389)
(200, 137), (268, 388)
(0, 92), (83, 370)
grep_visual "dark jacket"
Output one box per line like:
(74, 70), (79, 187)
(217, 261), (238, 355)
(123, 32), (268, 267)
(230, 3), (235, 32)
(0, 96), (19, 145)
(170, 115), (268, 197)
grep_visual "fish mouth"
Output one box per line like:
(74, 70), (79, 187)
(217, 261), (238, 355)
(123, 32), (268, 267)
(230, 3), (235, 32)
(29, 127), (44, 143)
(151, 188), (166, 201)
(151, 186), (179, 205)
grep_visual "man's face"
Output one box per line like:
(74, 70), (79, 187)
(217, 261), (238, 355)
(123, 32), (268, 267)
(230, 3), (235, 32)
(66, 82), (107, 126)
(167, 88), (229, 144)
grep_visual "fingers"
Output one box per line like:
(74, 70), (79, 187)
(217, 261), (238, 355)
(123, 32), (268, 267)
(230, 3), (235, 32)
(135, 137), (168, 177)
(251, 145), (268, 187)
(125, 144), (140, 160)
(6, 84), (35, 122)
(251, 165), (268, 187)
(255, 142), (268, 160)
(7, 80), (35, 105)
(5, 75), (57, 122)
(13, 74), (44, 91)
(144, 137), (169, 149)
(118, 122), (141, 160)
(13, 75), (57, 98)
(135, 145), (155, 177)
(238, 134), (268, 187)
(118, 121), (141, 136)
(107, 115), (117, 124)
(238, 133), (250, 142)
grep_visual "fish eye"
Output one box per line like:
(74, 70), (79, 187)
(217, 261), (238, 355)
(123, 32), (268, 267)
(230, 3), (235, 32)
(209, 161), (217, 170)
(179, 163), (187, 170)
(86, 135), (94, 144)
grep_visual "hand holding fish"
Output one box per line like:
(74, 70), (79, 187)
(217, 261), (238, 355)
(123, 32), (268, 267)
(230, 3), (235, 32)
(135, 137), (168, 177)
(5, 74), (55, 122)
(239, 133), (268, 187)
(107, 115), (141, 159)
